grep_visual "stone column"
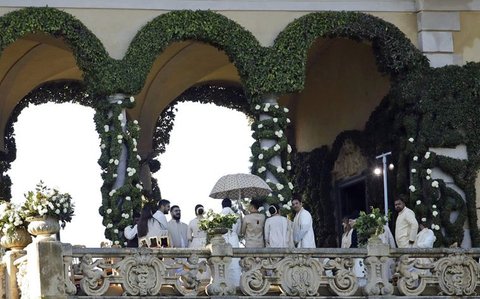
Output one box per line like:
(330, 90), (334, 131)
(107, 94), (128, 190)
(206, 233), (236, 296)
(416, 2), (462, 67)
(363, 237), (393, 296)
(1, 250), (24, 299)
(26, 241), (67, 298)
(260, 94), (282, 184)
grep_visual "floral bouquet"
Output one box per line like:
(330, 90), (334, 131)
(0, 202), (27, 236)
(199, 210), (238, 233)
(354, 207), (388, 245)
(22, 182), (75, 227)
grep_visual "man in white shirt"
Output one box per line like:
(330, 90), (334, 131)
(394, 195), (418, 248)
(292, 198), (316, 248)
(167, 205), (188, 248)
(152, 199), (170, 230)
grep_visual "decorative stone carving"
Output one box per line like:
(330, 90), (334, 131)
(434, 253), (478, 296)
(275, 255), (322, 297)
(324, 257), (358, 296)
(0, 227), (32, 250)
(206, 234), (236, 296)
(62, 255), (78, 295)
(27, 216), (60, 241)
(172, 254), (207, 296)
(79, 254), (110, 296)
(363, 237), (393, 296)
(115, 247), (166, 296)
(396, 255), (427, 296)
(332, 139), (367, 180)
(240, 257), (270, 296)
(15, 257), (29, 298)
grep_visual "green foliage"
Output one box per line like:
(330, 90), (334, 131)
(355, 207), (387, 246)
(199, 210), (239, 232)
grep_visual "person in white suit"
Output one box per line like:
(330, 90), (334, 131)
(292, 198), (316, 248)
(264, 204), (293, 248)
(394, 195), (418, 248)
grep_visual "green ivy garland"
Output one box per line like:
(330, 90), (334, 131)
(94, 95), (142, 245)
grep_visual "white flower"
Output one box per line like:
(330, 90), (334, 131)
(266, 211), (271, 217)
(432, 205), (437, 209)
(287, 165), (292, 170)
(109, 190), (116, 197)
(274, 144), (281, 151)
(130, 96), (135, 102)
(101, 144), (106, 149)
(287, 144), (292, 153)
(266, 179), (271, 183)
(136, 184), (143, 190)
(286, 118), (291, 123)
(284, 107), (289, 113)
(265, 103), (271, 108)
(117, 135), (122, 139)
(118, 114), (123, 121)
(258, 124), (263, 129)
(413, 156), (418, 161)
(370, 214), (376, 218)
(255, 105), (261, 110)
(114, 159), (119, 165)
(109, 158), (114, 164)
(421, 217), (426, 222)
(114, 241), (119, 245)
(117, 100), (122, 105)
(263, 106), (269, 112)
(276, 183), (284, 190)
(124, 214), (129, 219)
(137, 155), (141, 160)
(126, 196), (131, 201)
(431, 181), (439, 188)
(117, 140), (122, 144)
(282, 204), (290, 210)
(416, 200), (421, 205)
(435, 225), (440, 230)
(426, 175), (431, 180)
(107, 223), (113, 228)
(288, 182), (294, 190)
(104, 125), (109, 132)
(276, 166), (284, 173)
(133, 147), (138, 152)
(411, 169), (417, 173)
(432, 211), (438, 216)
(426, 169), (432, 174)
(409, 185), (416, 192)
(258, 154), (264, 160)
(274, 104), (279, 109)
(133, 120), (139, 125)
(114, 229), (119, 233)
(278, 194), (284, 201)
(258, 167), (266, 173)
(113, 174), (118, 178)
(106, 208), (112, 214)
(273, 118), (278, 123)
(63, 208), (67, 213)
(408, 137), (414, 143)
(431, 224), (435, 229)
(424, 152), (431, 159)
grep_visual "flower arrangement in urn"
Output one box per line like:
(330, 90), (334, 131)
(22, 181), (75, 227)
(0, 202), (32, 250)
(355, 207), (388, 246)
(199, 210), (238, 234)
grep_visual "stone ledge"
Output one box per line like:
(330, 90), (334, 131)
(417, 11), (460, 31)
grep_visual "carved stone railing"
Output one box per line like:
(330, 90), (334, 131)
(3, 238), (480, 297)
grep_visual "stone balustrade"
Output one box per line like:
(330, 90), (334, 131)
(2, 236), (480, 298)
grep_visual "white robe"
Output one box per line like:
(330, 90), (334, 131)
(293, 207), (316, 248)
(395, 207), (418, 248)
(220, 207), (241, 287)
(152, 210), (169, 230)
(187, 216), (207, 248)
(264, 215), (293, 248)
(415, 228), (436, 248)
(167, 219), (189, 248)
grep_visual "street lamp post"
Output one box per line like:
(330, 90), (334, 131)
(376, 152), (392, 225)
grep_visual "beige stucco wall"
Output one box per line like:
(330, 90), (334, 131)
(294, 39), (391, 152)
(454, 12), (480, 63)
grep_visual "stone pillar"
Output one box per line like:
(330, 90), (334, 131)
(363, 237), (393, 296)
(26, 241), (67, 298)
(416, 2), (462, 67)
(1, 250), (24, 299)
(260, 94), (282, 184)
(206, 234), (236, 296)
(107, 94), (128, 190)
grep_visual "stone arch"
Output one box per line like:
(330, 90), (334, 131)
(123, 10), (262, 95)
(272, 11), (429, 94)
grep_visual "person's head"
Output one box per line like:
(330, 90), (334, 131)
(291, 198), (303, 212)
(170, 205), (181, 221)
(342, 217), (351, 233)
(394, 195), (408, 213)
(222, 198), (232, 208)
(249, 199), (261, 212)
(195, 204), (205, 216)
(268, 203), (279, 216)
(138, 204), (155, 238)
(419, 221), (427, 231)
(158, 199), (171, 214)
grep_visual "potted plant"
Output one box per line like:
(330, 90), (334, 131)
(199, 210), (238, 236)
(22, 182), (74, 241)
(354, 207), (388, 246)
(0, 202), (32, 250)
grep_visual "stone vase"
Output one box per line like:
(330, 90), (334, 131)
(27, 216), (60, 241)
(0, 227), (32, 250)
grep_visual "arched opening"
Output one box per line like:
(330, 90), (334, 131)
(7, 102), (104, 247)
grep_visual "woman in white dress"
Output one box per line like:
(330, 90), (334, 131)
(124, 204), (165, 247)
(188, 204), (207, 248)
(264, 204), (293, 248)
(220, 198), (242, 288)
